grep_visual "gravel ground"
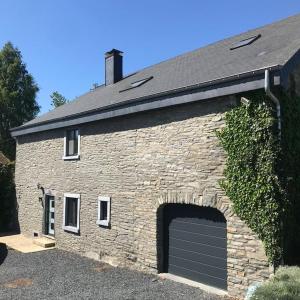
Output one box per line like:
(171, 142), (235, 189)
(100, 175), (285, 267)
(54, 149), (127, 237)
(0, 248), (228, 300)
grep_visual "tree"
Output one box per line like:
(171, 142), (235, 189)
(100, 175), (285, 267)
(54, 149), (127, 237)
(50, 91), (68, 108)
(0, 42), (40, 160)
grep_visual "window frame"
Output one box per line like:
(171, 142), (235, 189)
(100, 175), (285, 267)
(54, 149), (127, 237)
(96, 196), (111, 227)
(63, 129), (80, 160)
(63, 193), (80, 233)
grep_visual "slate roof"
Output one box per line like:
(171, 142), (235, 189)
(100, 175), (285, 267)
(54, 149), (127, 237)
(12, 13), (300, 134)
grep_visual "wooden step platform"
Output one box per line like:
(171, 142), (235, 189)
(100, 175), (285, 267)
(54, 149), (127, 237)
(0, 234), (55, 253)
(33, 237), (55, 248)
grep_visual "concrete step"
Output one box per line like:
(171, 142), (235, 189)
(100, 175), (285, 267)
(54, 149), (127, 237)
(33, 237), (55, 248)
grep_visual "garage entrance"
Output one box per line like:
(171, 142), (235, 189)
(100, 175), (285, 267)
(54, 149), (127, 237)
(163, 204), (227, 290)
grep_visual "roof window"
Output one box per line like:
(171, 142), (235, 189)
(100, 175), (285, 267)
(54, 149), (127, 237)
(230, 34), (261, 50)
(120, 76), (153, 92)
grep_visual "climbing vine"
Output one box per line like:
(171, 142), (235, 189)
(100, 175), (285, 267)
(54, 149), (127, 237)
(216, 91), (284, 265)
(217, 88), (300, 265)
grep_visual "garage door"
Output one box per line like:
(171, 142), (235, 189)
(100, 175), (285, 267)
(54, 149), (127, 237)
(163, 204), (227, 290)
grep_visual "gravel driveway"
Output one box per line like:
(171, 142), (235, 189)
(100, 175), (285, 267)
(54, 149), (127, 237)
(0, 247), (228, 300)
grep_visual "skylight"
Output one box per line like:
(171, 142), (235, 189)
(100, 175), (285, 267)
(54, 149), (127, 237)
(119, 76), (153, 92)
(131, 78), (150, 88)
(230, 34), (261, 50)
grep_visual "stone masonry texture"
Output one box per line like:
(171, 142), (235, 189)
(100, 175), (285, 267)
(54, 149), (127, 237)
(15, 96), (271, 299)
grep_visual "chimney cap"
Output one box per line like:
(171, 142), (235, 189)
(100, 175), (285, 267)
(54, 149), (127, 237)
(105, 49), (123, 58)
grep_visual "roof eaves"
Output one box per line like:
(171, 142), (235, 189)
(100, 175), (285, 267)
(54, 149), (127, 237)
(11, 65), (282, 137)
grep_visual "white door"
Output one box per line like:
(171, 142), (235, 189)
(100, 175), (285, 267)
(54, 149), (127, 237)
(48, 197), (55, 235)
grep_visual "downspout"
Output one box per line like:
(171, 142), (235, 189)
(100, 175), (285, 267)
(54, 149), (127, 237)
(264, 69), (284, 269)
(265, 69), (281, 140)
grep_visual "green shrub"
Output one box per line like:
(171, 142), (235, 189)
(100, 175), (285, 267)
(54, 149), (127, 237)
(0, 162), (16, 231)
(251, 266), (300, 300)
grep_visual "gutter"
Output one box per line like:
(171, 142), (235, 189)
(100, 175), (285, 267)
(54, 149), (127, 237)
(265, 69), (284, 269)
(265, 69), (281, 140)
(11, 65), (282, 137)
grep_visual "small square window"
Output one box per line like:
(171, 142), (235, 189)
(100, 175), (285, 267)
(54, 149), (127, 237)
(63, 193), (80, 233)
(63, 129), (80, 160)
(97, 196), (111, 227)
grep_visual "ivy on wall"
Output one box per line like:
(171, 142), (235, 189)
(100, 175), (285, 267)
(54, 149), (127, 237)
(217, 87), (300, 266)
(216, 91), (285, 265)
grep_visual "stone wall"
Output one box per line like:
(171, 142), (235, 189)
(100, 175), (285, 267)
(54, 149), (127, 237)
(15, 96), (271, 298)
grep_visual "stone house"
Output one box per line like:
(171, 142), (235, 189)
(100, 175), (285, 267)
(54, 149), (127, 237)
(10, 14), (300, 298)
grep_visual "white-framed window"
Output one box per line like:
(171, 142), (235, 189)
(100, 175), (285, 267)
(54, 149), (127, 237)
(63, 193), (80, 233)
(96, 196), (111, 227)
(63, 129), (80, 160)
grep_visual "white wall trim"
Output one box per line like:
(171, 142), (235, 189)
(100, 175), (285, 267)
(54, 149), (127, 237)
(96, 196), (110, 227)
(63, 129), (80, 160)
(62, 154), (80, 160)
(63, 193), (80, 233)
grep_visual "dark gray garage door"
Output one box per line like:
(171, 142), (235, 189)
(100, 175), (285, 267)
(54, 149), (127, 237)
(163, 204), (227, 290)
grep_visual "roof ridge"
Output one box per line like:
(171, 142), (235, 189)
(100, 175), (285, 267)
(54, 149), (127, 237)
(125, 13), (300, 76)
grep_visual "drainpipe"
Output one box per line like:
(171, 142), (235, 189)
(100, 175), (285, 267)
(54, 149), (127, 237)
(265, 69), (284, 269)
(265, 69), (281, 140)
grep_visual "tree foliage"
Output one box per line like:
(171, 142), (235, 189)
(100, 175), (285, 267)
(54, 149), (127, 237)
(0, 42), (39, 160)
(50, 91), (68, 108)
(0, 160), (16, 231)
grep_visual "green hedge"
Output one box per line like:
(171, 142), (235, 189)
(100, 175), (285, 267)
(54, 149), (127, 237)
(0, 162), (15, 231)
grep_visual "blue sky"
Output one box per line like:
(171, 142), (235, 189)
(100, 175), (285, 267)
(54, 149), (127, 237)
(0, 1), (300, 114)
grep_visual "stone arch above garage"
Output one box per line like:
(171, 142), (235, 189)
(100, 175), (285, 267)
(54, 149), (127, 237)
(157, 189), (231, 220)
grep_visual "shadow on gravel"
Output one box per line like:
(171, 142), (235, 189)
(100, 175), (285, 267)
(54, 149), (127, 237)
(0, 243), (8, 265)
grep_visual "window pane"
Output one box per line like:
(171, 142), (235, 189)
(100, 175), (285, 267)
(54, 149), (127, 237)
(66, 129), (78, 156)
(73, 198), (78, 225)
(68, 138), (74, 156)
(66, 197), (78, 227)
(100, 201), (108, 220)
(73, 130), (78, 155)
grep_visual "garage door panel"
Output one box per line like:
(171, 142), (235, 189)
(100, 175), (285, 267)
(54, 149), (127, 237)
(169, 237), (226, 257)
(167, 206), (227, 224)
(169, 247), (227, 269)
(169, 228), (226, 248)
(169, 256), (227, 279)
(169, 264), (227, 290)
(172, 217), (226, 229)
(169, 220), (226, 238)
